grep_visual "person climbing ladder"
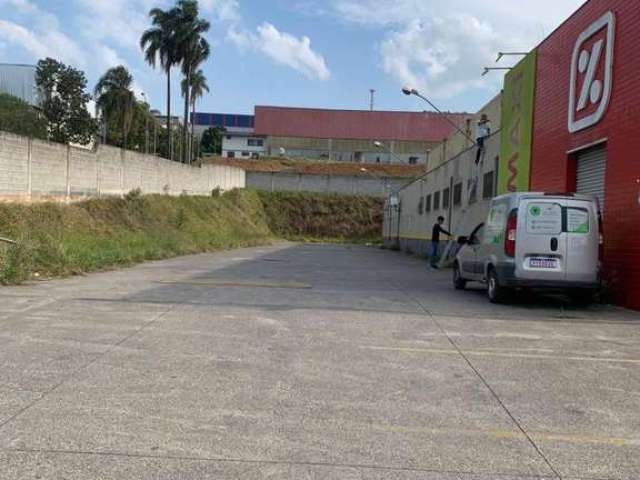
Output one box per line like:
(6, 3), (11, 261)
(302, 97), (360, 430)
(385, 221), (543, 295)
(475, 114), (491, 165)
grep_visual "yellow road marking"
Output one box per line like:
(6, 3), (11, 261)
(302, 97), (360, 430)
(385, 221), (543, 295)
(360, 345), (640, 365)
(365, 423), (631, 447)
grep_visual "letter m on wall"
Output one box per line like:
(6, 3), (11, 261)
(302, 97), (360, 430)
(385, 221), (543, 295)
(498, 50), (537, 194)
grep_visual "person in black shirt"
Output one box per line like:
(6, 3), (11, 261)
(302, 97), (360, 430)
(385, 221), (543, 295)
(430, 216), (451, 268)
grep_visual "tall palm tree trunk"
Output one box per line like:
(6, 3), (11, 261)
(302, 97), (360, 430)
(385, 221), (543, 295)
(191, 98), (196, 164)
(183, 69), (191, 164)
(166, 69), (172, 160)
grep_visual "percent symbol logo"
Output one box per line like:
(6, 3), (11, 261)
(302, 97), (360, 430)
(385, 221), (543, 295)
(577, 39), (604, 111)
(568, 11), (615, 133)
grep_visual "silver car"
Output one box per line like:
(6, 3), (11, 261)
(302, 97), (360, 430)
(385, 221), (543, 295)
(453, 192), (601, 303)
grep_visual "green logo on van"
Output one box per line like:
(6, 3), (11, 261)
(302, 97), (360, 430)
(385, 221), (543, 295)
(530, 205), (541, 217)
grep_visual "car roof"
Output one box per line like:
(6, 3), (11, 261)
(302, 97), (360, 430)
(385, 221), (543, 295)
(492, 192), (597, 203)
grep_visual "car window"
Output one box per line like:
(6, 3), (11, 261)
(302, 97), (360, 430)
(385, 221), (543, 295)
(484, 202), (507, 245)
(472, 225), (485, 244)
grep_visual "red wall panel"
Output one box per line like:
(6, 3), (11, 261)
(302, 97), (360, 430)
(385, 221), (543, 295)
(531, 0), (640, 309)
(254, 106), (470, 142)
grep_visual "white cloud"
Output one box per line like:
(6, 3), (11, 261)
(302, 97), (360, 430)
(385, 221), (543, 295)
(0, 19), (86, 66)
(0, 0), (38, 15)
(200, 0), (241, 23)
(75, 0), (149, 51)
(328, 0), (585, 99)
(228, 22), (330, 81)
(380, 15), (502, 98)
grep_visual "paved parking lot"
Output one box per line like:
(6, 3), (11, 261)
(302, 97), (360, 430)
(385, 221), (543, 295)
(0, 243), (639, 479)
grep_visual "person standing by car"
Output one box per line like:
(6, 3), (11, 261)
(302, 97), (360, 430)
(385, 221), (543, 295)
(431, 216), (451, 269)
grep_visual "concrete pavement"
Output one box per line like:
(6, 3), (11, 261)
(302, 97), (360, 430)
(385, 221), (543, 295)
(0, 243), (639, 479)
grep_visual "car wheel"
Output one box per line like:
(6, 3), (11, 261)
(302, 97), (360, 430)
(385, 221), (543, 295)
(487, 268), (508, 303)
(453, 263), (467, 290)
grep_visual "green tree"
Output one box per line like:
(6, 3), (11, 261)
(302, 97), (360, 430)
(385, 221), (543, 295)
(0, 93), (48, 139)
(200, 126), (224, 155)
(182, 68), (209, 162)
(94, 66), (136, 148)
(140, 5), (181, 159)
(35, 58), (97, 145)
(175, 0), (210, 163)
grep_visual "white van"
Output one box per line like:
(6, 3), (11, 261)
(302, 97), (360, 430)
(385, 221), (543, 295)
(453, 192), (601, 303)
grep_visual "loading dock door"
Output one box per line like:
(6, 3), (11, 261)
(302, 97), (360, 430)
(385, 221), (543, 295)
(576, 146), (607, 212)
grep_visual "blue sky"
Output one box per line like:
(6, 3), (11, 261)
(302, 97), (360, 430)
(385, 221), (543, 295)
(0, 0), (585, 115)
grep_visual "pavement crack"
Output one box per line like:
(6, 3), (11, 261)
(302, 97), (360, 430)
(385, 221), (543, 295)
(0, 302), (181, 432)
(404, 292), (564, 480)
(1, 447), (560, 478)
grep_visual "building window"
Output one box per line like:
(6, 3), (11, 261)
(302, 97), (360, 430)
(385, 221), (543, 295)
(483, 171), (495, 199)
(247, 138), (264, 147)
(453, 183), (462, 206)
(425, 194), (432, 212)
(468, 178), (478, 204)
(433, 191), (441, 210)
(418, 197), (424, 215)
(226, 135), (231, 140)
(376, 157), (381, 163)
(227, 151), (235, 158)
(442, 187), (450, 209)
(408, 156), (419, 165)
(251, 152), (260, 159)
(241, 151), (250, 157)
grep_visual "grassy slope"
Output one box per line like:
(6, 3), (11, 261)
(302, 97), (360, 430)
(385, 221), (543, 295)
(258, 191), (383, 242)
(0, 190), (382, 283)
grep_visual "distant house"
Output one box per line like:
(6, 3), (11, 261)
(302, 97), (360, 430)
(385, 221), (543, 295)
(0, 63), (39, 106)
(192, 106), (471, 164)
(151, 110), (183, 129)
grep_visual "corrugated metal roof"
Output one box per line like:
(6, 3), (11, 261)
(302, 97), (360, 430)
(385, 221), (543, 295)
(254, 106), (471, 142)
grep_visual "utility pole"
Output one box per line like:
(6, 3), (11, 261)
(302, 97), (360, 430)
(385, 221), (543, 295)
(141, 93), (149, 155)
(369, 89), (375, 111)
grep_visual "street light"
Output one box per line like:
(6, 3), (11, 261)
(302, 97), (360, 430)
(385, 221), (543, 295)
(401, 86), (476, 146)
(140, 92), (150, 155)
(481, 67), (512, 77)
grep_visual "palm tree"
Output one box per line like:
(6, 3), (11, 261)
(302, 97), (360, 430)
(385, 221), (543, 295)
(175, 0), (210, 163)
(182, 68), (209, 163)
(140, 6), (180, 160)
(94, 66), (136, 148)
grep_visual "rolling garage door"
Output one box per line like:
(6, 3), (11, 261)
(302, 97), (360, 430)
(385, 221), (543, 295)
(576, 146), (607, 211)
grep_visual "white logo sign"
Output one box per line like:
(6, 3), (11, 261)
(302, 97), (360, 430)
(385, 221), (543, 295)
(568, 11), (615, 133)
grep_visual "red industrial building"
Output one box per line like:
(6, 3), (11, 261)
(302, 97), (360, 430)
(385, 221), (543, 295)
(529, 0), (640, 309)
(253, 106), (467, 143)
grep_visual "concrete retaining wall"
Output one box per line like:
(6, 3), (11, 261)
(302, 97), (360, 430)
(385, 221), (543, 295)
(0, 131), (245, 202)
(246, 171), (408, 197)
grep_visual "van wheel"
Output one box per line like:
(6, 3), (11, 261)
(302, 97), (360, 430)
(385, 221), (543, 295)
(453, 263), (466, 290)
(487, 269), (508, 303)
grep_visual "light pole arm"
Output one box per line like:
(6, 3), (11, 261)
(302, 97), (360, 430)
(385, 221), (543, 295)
(410, 90), (477, 147)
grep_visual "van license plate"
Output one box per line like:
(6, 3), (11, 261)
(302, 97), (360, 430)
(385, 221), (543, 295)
(529, 257), (558, 269)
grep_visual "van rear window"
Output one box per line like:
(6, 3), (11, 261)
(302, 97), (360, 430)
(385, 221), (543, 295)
(565, 207), (590, 234)
(526, 203), (562, 235)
